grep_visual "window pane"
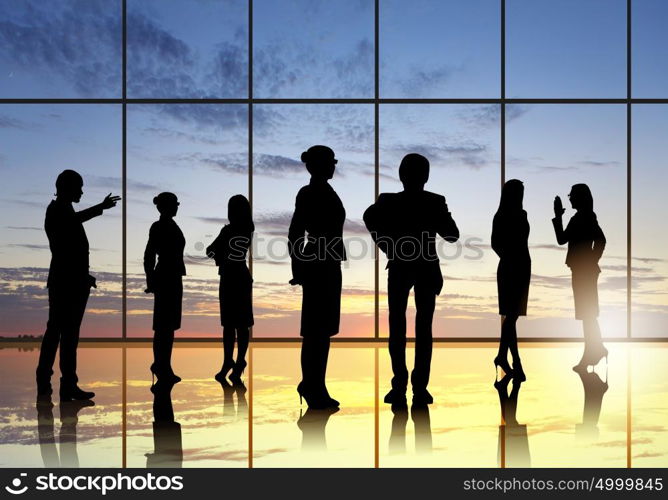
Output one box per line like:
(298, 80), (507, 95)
(128, 0), (248, 98)
(127, 104), (248, 337)
(633, 0), (668, 98)
(632, 105), (668, 338)
(507, 0), (626, 98)
(506, 105), (627, 338)
(253, 104), (375, 338)
(253, 0), (374, 98)
(380, 0), (500, 98)
(0, 0), (121, 98)
(0, 105), (122, 338)
(379, 104), (501, 338)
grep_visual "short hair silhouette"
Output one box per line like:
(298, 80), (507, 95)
(153, 192), (179, 215)
(55, 170), (83, 194)
(498, 179), (524, 212)
(398, 153), (429, 187)
(569, 184), (594, 212)
(301, 145), (337, 177)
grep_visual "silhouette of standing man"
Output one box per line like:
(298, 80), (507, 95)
(36, 170), (120, 400)
(364, 154), (459, 406)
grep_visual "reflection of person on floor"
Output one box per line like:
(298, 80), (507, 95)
(36, 169), (120, 401)
(207, 195), (254, 385)
(364, 153), (459, 407)
(495, 374), (530, 467)
(296, 407), (339, 452)
(552, 184), (607, 372)
(389, 407), (408, 455)
(144, 192), (185, 386)
(575, 369), (609, 441)
(36, 395), (95, 467)
(219, 379), (248, 420)
(146, 382), (183, 468)
(388, 405), (433, 455)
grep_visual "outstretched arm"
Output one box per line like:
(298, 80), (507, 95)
(76, 193), (121, 223)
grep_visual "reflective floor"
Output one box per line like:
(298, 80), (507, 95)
(0, 342), (666, 468)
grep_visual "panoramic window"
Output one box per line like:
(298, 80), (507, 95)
(0, 0), (665, 340)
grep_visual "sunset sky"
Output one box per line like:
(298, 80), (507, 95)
(0, 0), (666, 338)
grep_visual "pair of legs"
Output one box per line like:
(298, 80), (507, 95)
(389, 405), (433, 454)
(387, 270), (436, 404)
(297, 263), (341, 408)
(495, 314), (525, 380)
(216, 326), (249, 382)
(572, 270), (607, 370)
(36, 284), (93, 399)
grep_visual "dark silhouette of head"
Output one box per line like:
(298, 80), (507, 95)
(55, 170), (84, 203)
(399, 153), (429, 191)
(498, 179), (524, 213)
(568, 184), (594, 212)
(301, 145), (337, 181)
(228, 194), (254, 231)
(153, 192), (179, 218)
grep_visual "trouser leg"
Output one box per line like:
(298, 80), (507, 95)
(388, 273), (411, 392)
(412, 284), (435, 392)
(37, 288), (63, 383)
(59, 286), (89, 386)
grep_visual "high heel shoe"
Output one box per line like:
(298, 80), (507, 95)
(573, 345), (608, 372)
(215, 359), (235, 383)
(229, 359), (247, 385)
(297, 382), (335, 410)
(588, 346), (608, 367)
(493, 356), (513, 376)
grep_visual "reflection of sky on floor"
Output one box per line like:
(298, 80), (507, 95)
(0, 343), (666, 468)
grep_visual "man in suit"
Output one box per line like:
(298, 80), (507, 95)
(36, 170), (120, 401)
(364, 153), (459, 406)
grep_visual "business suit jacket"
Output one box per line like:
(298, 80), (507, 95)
(363, 190), (459, 295)
(144, 216), (186, 286)
(288, 180), (346, 280)
(45, 199), (103, 288)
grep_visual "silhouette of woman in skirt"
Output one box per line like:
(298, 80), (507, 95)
(553, 184), (607, 371)
(492, 179), (530, 381)
(207, 195), (254, 385)
(288, 145), (346, 409)
(144, 192), (185, 386)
